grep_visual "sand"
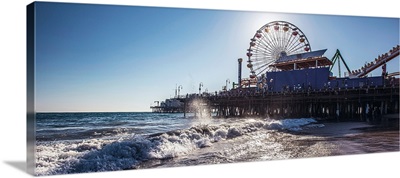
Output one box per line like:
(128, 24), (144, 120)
(296, 121), (399, 156)
(136, 120), (398, 171)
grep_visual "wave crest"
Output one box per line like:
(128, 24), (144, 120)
(36, 118), (319, 175)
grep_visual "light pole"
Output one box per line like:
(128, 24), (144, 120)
(199, 82), (203, 94)
(177, 85), (183, 98)
(175, 84), (177, 97)
(238, 58), (242, 88)
(226, 79), (230, 91)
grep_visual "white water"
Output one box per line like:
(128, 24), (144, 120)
(36, 117), (323, 176)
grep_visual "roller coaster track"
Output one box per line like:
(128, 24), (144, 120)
(387, 72), (400, 77)
(353, 45), (399, 78)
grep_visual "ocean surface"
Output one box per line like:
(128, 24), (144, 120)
(35, 112), (398, 176)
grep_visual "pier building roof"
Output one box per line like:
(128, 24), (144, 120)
(270, 49), (332, 71)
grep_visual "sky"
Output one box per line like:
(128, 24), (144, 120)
(34, 2), (400, 112)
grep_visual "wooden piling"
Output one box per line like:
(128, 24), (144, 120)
(194, 86), (400, 122)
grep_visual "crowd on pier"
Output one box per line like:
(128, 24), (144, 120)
(351, 45), (399, 76)
(182, 45), (400, 100)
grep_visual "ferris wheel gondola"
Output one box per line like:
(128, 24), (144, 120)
(246, 21), (312, 77)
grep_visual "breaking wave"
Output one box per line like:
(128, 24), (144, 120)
(36, 118), (321, 176)
(266, 118), (319, 131)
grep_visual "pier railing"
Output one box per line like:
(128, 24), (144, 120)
(351, 45), (399, 78)
(182, 84), (399, 122)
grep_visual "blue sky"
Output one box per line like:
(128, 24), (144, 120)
(34, 2), (399, 112)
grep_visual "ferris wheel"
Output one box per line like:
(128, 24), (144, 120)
(246, 21), (312, 78)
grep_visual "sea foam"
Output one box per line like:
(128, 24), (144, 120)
(36, 118), (320, 175)
(266, 118), (319, 131)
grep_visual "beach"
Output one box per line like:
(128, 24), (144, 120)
(136, 120), (399, 170)
(35, 112), (399, 175)
(139, 121), (399, 170)
(297, 122), (399, 156)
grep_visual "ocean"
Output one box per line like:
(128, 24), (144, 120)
(34, 112), (399, 176)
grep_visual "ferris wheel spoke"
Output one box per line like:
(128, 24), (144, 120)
(252, 57), (271, 65)
(286, 33), (301, 52)
(253, 54), (272, 60)
(252, 62), (270, 72)
(284, 35), (294, 52)
(252, 59), (268, 64)
(252, 51), (272, 62)
(252, 57), (271, 64)
(254, 38), (269, 50)
(253, 47), (264, 56)
(280, 28), (287, 50)
(265, 58), (276, 66)
(278, 31), (287, 52)
(253, 54), (271, 60)
(287, 41), (304, 53)
(256, 66), (271, 76)
(253, 46), (274, 60)
(256, 60), (276, 75)
(253, 57), (275, 67)
(262, 30), (275, 45)
(275, 28), (282, 47)
(279, 29), (285, 50)
(253, 52), (274, 63)
(274, 31), (285, 50)
(271, 30), (282, 51)
(259, 36), (276, 52)
(252, 63), (268, 69)
(252, 58), (273, 67)
(290, 44), (307, 53)
(257, 47), (274, 57)
(263, 27), (278, 47)
(286, 36), (300, 53)
(261, 33), (278, 52)
(284, 30), (294, 49)
(257, 67), (269, 76)
(255, 40), (274, 54)
(266, 30), (278, 51)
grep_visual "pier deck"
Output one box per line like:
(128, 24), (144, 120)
(182, 85), (399, 122)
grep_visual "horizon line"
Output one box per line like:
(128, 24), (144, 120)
(35, 111), (153, 113)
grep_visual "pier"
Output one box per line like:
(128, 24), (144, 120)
(184, 84), (399, 123)
(150, 20), (399, 126)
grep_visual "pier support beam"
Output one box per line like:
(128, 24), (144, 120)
(173, 86), (399, 124)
